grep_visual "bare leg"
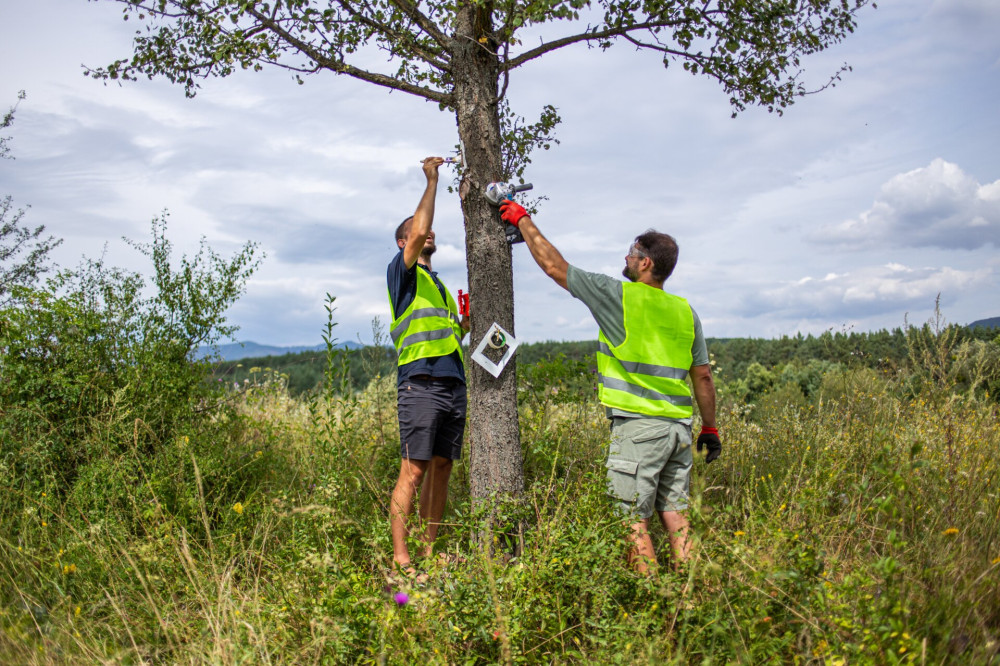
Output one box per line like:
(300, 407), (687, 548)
(390, 458), (428, 567)
(659, 510), (691, 568)
(626, 519), (658, 575)
(417, 456), (453, 558)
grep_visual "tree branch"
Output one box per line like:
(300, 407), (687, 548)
(338, 0), (452, 71)
(247, 6), (453, 104)
(384, 0), (453, 51)
(502, 20), (684, 71)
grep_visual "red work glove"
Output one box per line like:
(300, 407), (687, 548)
(499, 200), (528, 227)
(697, 426), (721, 464)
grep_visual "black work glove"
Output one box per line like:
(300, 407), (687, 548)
(697, 427), (721, 464)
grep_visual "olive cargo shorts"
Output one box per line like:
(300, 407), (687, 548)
(606, 417), (693, 519)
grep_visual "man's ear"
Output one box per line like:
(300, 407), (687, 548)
(397, 238), (406, 249)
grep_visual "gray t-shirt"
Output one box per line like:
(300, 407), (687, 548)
(566, 264), (709, 422)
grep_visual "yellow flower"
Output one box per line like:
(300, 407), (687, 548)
(75, 606), (81, 617)
(233, 503), (244, 515)
(734, 531), (746, 537)
(41, 521), (47, 527)
(62, 563), (76, 575)
(992, 556), (1000, 565)
(942, 527), (959, 536)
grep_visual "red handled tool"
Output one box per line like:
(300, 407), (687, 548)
(457, 290), (470, 316)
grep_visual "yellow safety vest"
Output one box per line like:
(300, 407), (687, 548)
(389, 266), (464, 367)
(597, 282), (694, 418)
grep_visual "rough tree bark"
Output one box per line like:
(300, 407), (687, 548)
(452, 6), (525, 507)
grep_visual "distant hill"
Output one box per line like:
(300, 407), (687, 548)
(968, 317), (1000, 330)
(198, 340), (361, 361)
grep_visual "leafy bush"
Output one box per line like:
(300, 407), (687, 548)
(1, 214), (259, 498)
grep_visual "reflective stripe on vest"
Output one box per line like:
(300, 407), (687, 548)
(390, 307), (457, 345)
(597, 341), (689, 380)
(596, 283), (694, 418)
(389, 265), (464, 367)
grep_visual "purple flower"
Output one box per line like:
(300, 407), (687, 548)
(394, 592), (409, 606)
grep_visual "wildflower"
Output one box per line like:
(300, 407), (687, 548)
(62, 564), (76, 575)
(41, 521), (47, 527)
(75, 606), (81, 617)
(734, 531), (746, 537)
(942, 527), (959, 536)
(233, 503), (244, 515)
(394, 592), (409, 606)
(493, 629), (501, 640)
(992, 556), (1000, 565)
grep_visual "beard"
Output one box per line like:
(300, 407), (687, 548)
(622, 263), (637, 282)
(421, 243), (436, 258)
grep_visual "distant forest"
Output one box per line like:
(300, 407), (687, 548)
(210, 323), (999, 396)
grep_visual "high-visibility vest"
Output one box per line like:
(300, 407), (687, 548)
(389, 265), (464, 367)
(597, 282), (694, 418)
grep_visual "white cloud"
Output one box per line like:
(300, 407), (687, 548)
(813, 159), (1000, 250)
(735, 263), (991, 320)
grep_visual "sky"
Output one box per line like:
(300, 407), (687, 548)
(1, 0), (998, 348)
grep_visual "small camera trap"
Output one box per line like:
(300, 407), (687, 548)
(471, 322), (518, 378)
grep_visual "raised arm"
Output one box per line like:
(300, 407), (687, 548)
(402, 157), (443, 269)
(499, 200), (569, 290)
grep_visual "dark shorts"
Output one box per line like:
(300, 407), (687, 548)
(397, 376), (467, 461)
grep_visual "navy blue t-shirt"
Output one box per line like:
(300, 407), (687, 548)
(387, 249), (465, 385)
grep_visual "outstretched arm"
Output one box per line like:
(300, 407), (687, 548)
(500, 201), (569, 290)
(402, 157), (443, 269)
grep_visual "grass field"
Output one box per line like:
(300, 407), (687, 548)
(2, 323), (999, 664)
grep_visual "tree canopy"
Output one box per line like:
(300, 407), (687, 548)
(92, 0), (871, 116)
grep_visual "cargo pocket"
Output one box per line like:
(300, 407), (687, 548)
(606, 457), (639, 503)
(630, 423), (667, 444)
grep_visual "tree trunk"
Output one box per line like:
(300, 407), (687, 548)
(452, 6), (525, 510)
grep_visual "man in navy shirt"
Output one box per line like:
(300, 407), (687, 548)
(386, 156), (469, 575)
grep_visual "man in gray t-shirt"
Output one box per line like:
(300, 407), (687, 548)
(499, 199), (722, 574)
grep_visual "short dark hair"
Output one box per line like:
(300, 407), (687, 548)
(634, 230), (678, 282)
(395, 216), (413, 242)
